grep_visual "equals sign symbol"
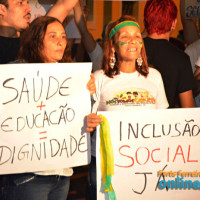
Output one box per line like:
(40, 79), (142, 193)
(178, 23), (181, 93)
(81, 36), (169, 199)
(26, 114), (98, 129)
(39, 131), (47, 140)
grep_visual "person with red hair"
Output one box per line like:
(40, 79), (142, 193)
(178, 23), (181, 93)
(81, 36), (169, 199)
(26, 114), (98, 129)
(143, 0), (196, 108)
(144, 0), (177, 35)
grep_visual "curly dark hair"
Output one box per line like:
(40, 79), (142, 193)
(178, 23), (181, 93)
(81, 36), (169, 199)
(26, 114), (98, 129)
(18, 16), (72, 63)
(103, 15), (149, 78)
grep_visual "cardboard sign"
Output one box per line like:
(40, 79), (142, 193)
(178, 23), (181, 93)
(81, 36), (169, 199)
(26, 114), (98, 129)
(97, 109), (200, 200)
(0, 62), (92, 174)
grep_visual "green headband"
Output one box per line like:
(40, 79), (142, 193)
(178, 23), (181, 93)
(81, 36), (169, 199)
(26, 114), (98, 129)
(109, 21), (140, 39)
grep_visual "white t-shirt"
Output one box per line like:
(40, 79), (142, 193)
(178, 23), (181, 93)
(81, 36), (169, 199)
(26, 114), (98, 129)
(35, 168), (73, 176)
(91, 68), (168, 156)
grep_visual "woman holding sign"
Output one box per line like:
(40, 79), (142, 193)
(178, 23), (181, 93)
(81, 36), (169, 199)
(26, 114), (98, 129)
(87, 15), (169, 199)
(0, 16), (95, 200)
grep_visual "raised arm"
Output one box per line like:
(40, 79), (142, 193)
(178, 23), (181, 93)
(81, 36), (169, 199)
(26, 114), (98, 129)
(73, 1), (96, 53)
(180, 0), (199, 45)
(73, 1), (103, 72)
(46, 0), (79, 23)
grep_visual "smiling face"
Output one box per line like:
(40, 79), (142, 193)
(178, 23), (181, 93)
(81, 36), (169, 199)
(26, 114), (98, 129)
(113, 25), (143, 62)
(42, 21), (67, 63)
(2, 0), (31, 31)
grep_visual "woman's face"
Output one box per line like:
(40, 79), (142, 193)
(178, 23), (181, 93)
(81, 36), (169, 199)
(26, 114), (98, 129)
(42, 21), (67, 63)
(114, 25), (143, 62)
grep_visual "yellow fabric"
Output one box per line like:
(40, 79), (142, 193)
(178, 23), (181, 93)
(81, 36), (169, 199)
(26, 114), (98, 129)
(99, 114), (116, 199)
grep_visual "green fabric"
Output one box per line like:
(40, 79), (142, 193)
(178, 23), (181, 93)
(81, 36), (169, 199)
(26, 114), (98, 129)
(109, 21), (140, 39)
(105, 175), (112, 190)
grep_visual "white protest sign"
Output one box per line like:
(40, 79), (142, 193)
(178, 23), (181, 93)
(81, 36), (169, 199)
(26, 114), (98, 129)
(96, 109), (200, 200)
(185, 0), (200, 18)
(0, 62), (92, 174)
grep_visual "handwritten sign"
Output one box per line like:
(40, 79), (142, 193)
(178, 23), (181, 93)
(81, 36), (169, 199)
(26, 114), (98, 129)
(0, 62), (92, 174)
(185, 0), (200, 18)
(96, 109), (200, 200)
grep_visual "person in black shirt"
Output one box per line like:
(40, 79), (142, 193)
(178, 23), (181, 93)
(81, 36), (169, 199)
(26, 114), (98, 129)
(143, 0), (196, 108)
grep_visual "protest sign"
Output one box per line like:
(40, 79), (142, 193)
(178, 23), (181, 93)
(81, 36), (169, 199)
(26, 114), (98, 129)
(185, 0), (200, 18)
(0, 62), (92, 174)
(96, 109), (200, 200)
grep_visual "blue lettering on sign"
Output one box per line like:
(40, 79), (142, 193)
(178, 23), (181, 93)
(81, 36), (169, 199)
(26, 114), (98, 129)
(186, 6), (200, 18)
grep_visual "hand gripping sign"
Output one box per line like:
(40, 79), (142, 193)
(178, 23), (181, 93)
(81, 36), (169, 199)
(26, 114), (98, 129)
(96, 108), (200, 200)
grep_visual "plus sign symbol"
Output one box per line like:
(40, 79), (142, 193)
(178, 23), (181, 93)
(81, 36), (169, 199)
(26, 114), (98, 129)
(37, 101), (46, 110)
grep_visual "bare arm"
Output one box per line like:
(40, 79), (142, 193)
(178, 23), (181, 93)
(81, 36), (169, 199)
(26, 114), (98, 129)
(179, 90), (195, 108)
(73, 1), (96, 53)
(180, 0), (199, 45)
(46, 0), (79, 23)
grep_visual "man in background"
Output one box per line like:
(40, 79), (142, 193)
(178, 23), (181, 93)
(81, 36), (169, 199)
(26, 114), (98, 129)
(0, 0), (79, 64)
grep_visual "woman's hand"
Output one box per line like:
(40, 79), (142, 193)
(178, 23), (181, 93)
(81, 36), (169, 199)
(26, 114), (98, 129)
(87, 73), (96, 96)
(87, 113), (102, 132)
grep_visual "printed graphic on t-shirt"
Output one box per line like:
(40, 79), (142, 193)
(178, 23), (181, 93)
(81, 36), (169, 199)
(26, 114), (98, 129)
(106, 88), (155, 106)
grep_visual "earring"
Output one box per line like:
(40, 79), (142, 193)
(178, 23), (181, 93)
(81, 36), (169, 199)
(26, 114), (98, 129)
(137, 56), (143, 67)
(109, 54), (116, 69)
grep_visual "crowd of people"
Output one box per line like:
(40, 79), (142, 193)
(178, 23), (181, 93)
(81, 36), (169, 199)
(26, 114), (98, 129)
(0, 0), (199, 199)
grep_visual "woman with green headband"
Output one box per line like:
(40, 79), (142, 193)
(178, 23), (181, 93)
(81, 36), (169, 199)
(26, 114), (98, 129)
(87, 15), (168, 200)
